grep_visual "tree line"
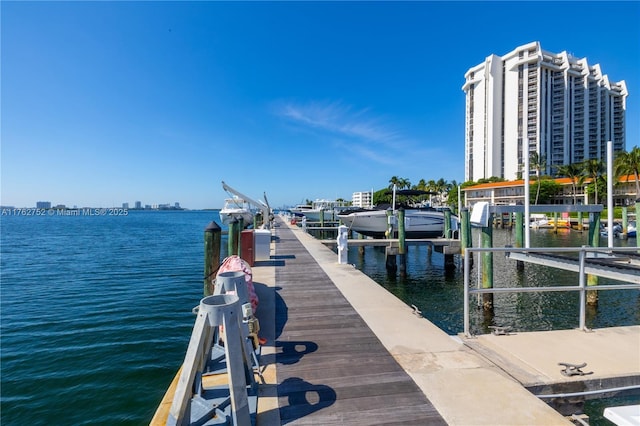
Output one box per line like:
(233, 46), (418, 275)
(371, 146), (640, 209)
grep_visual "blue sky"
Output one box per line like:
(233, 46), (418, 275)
(2, 1), (639, 209)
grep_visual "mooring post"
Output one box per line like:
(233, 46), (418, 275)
(237, 217), (244, 258)
(228, 219), (240, 257)
(621, 206), (628, 239)
(358, 232), (365, 255)
(319, 208), (325, 240)
(577, 211), (584, 232)
(204, 221), (222, 296)
(587, 211), (601, 305)
(553, 212), (559, 233)
(515, 212), (524, 271)
(444, 208), (452, 238)
(385, 209), (397, 273)
(398, 207), (406, 276)
(481, 214), (494, 310)
(460, 208), (472, 267)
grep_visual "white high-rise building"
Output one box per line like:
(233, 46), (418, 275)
(462, 41), (627, 182)
(352, 191), (373, 208)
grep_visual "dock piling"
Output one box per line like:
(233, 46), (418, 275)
(587, 212), (601, 306)
(227, 219), (239, 257)
(398, 208), (407, 276)
(481, 215), (494, 310)
(204, 221), (221, 296)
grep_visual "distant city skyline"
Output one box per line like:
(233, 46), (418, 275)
(2, 2), (638, 209)
(2, 200), (184, 210)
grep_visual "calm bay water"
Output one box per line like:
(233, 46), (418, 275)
(1, 210), (221, 425)
(1, 211), (638, 424)
(347, 227), (640, 335)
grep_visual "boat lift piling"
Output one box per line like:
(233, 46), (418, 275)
(587, 211), (601, 306)
(398, 208), (407, 276)
(385, 209), (397, 273)
(481, 213), (495, 310)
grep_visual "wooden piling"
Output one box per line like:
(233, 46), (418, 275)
(444, 208), (452, 238)
(577, 211), (584, 232)
(621, 206), (628, 239)
(515, 212), (524, 271)
(460, 208), (472, 267)
(228, 219), (239, 257)
(385, 209), (397, 273)
(587, 211), (601, 305)
(398, 208), (406, 276)
(237, 217), (244, 258)
(481, 214), (494, 310)
(204, 221), (221, 296)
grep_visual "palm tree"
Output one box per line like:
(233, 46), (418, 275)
(556, 163), (584, 204)
(615, 146), (640, 200)
(434, 178), (448, 206)
(583, 158), (605, 204)
(398, 177), (411, 190)
(388, 176), (401, 190)
(529, 152), (546, 204)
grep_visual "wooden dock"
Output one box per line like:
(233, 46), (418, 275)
(153, 214), (639, 425)
(265, 218), (446, 424)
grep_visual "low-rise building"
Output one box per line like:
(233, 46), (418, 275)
(462, 175), (638, 208)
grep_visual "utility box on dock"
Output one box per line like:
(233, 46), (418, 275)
(254, 229), (271, 262)
(240, 230), (255, 266)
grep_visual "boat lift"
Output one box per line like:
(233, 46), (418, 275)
(222, 181), (273, 229)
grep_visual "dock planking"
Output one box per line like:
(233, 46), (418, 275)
(272, 220), (446, 425)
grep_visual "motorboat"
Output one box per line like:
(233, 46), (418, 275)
(627, 220), (636, 238)
(219, 196), (254, 226)
(338, 207), (459, 238)
(529, 214), (570, 229)
(290, 199), (351, 221)
(529, 214), (549, 228)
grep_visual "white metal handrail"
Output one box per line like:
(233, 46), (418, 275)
(463, 246), (640, 337)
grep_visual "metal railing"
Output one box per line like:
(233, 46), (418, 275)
(463, 246), (640, 337)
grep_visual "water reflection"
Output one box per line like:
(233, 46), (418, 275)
(348, 228), (640, 335)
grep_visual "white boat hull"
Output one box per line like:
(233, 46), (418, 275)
(338, 209), (457, 238)
(219, 209), (254, 226)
